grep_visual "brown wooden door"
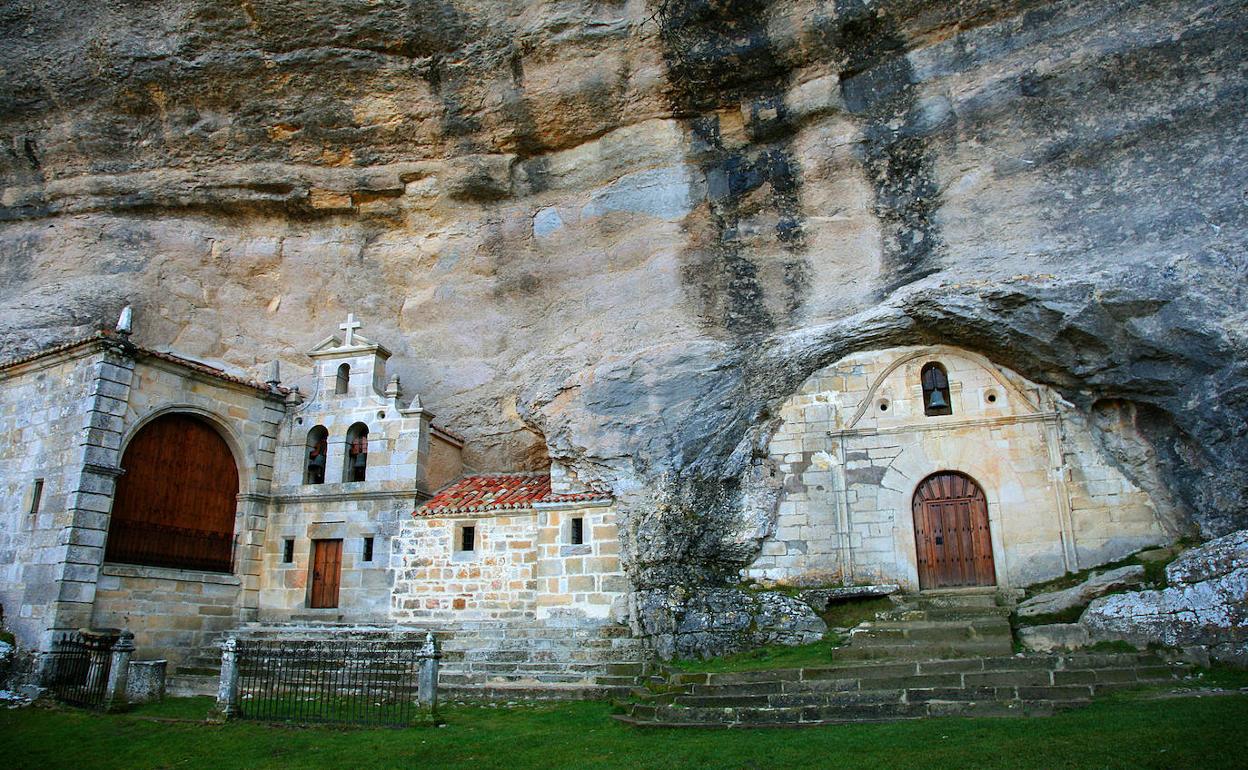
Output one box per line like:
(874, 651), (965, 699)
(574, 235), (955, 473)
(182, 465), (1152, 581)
(912, 472), (995, 589)
(106, 413), (238, 572)
(309, 539), (343, 608)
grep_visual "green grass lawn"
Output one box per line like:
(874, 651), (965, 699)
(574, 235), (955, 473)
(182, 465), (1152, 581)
(2, 692), (1246, 769)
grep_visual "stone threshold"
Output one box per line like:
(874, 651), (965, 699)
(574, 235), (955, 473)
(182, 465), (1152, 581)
(101, 563), (241, 585)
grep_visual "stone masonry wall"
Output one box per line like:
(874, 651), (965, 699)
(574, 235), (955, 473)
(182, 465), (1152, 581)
(257, 497), (404, 623)
(534, 503), (627, 622)
(391, 513), (539, 622)
(748, 346), (1173, 590)
(120, 351), (285, 626)
(0, 350), (97, 650)
(390, 503), (626, 625)
(90, 564), (240, 669)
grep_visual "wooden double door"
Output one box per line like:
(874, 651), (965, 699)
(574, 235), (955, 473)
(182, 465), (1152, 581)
(309, 539), (343, 608)
(912, 472), (996, 589)
(106, 413), (238, 573)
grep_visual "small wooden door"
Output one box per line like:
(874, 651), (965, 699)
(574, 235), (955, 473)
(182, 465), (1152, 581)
(309, 539), (343, 608)
(912, 472), (996, 589)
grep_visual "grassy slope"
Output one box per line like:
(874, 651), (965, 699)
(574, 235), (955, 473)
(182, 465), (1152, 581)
(2, 694), (1246, 770)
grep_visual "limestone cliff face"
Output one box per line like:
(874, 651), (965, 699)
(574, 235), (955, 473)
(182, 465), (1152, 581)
(2, 1), (1245, 596)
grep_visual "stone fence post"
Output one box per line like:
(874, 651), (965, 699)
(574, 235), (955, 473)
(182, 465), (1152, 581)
(213, 636), (240, 721)
(417, 632), (441, 710)
(104, 631), (135, 712)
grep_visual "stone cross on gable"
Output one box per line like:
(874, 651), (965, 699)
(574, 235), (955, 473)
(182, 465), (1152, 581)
(339, 313), (362, 346)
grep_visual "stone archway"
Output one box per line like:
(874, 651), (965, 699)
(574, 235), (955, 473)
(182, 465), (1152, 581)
(912, 471), (996, 589)
(105, 412), (239, 573)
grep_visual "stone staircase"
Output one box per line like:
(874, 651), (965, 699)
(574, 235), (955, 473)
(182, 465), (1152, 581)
(834, 588), (1015, 661)
(616, 589), (1187, 728)
(616, 652), (1191, 728)
(164, 621), (655, 700)
(436, 622), (653, 701)
(165, 639), (225, 697)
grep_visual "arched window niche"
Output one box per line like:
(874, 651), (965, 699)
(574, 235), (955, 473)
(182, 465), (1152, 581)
(921, 362), (953, 417)
(345, 422), (369, 482)
(105, 413), (238, 573)
(335, 363), (351, 395)
(304, 425), (329, 485)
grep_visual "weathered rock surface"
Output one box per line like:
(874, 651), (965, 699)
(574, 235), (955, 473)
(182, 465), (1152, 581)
(1081, 530), (1248, 664)
(1017, 623), (1092, 653)
(0, 640), (13, 689)
(1017, 565), (1146, 618)
(634, 587), (826, 659)
(798, 585), (900, 613)
(2, 0), (1246, 654)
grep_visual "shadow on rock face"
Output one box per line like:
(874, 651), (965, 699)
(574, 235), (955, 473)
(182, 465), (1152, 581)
(656, 0), (811, 337)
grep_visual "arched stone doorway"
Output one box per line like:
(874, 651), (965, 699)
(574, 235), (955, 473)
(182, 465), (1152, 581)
(105, 413), (239, 573)
(912, 471), (996, 589)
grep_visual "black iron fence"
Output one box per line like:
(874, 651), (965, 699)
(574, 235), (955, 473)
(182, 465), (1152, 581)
(43, 632), (108, 708)
(233, 638), (435, 726)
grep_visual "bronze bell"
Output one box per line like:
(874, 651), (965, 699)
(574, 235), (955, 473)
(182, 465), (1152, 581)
(928, 390), (948, 409)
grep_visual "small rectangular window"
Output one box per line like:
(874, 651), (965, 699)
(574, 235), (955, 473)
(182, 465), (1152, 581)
(363, 536), (374, 562)
(283, 539), (295, 563)
(571, 517), (584, 546)
(29, 479), (44, 517)
(460, 525), (476, 552)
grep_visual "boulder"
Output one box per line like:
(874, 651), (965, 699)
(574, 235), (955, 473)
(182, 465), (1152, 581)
(1018, 623), (1092, 653)
(1136, 546), (1180, 564)
(798, 585), (900, 612)
(636, 587), (827, 660)
(1017, 565), (1146, 618)
(1080, 530), (1248, 664)
(0, 640), (12, 689)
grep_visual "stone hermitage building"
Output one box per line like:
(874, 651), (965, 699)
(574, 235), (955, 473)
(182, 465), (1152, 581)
(0, 313), (1177, 680)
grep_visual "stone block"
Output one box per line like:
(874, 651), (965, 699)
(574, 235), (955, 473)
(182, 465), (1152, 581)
(1018, 565), (1145, 617)
(1018, 623), (1091, 653)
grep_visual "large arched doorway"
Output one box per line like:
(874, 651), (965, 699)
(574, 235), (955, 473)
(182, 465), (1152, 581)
(912, 471), (996, 589)
(105, 413), (239, 573)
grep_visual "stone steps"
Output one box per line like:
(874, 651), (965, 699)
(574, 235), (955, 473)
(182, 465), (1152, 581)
(163, 622), (653, 699)
(165, 672), (220, 698)
(616, 652), (1189, 728)
(440, 682), (628, 702)
(823, 590), (1016, 662)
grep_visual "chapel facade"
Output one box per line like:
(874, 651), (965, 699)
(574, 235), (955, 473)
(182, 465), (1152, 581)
(0, 317), (1178, 675)
(747, 346), (1176, 591)
(0, 313), (626, 671)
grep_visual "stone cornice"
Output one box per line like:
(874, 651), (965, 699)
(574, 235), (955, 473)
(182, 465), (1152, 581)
(829, 411), (1059, 439)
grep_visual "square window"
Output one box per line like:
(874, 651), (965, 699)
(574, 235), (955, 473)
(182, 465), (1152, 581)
(363, 536), (375, 562)
(571, 517), (585, 546)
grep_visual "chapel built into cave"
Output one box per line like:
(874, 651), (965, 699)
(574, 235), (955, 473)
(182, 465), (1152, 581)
(0, 0), (1244, 706)
(0, 312), (1175, 676)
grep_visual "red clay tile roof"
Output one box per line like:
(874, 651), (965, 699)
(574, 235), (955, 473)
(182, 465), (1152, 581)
(417, 473), (612, 515)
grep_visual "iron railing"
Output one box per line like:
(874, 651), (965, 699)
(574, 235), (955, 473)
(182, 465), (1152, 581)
(235, 639), (427, 726)
(43, 632), (108, 709)
(104, 519), (233, 573)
